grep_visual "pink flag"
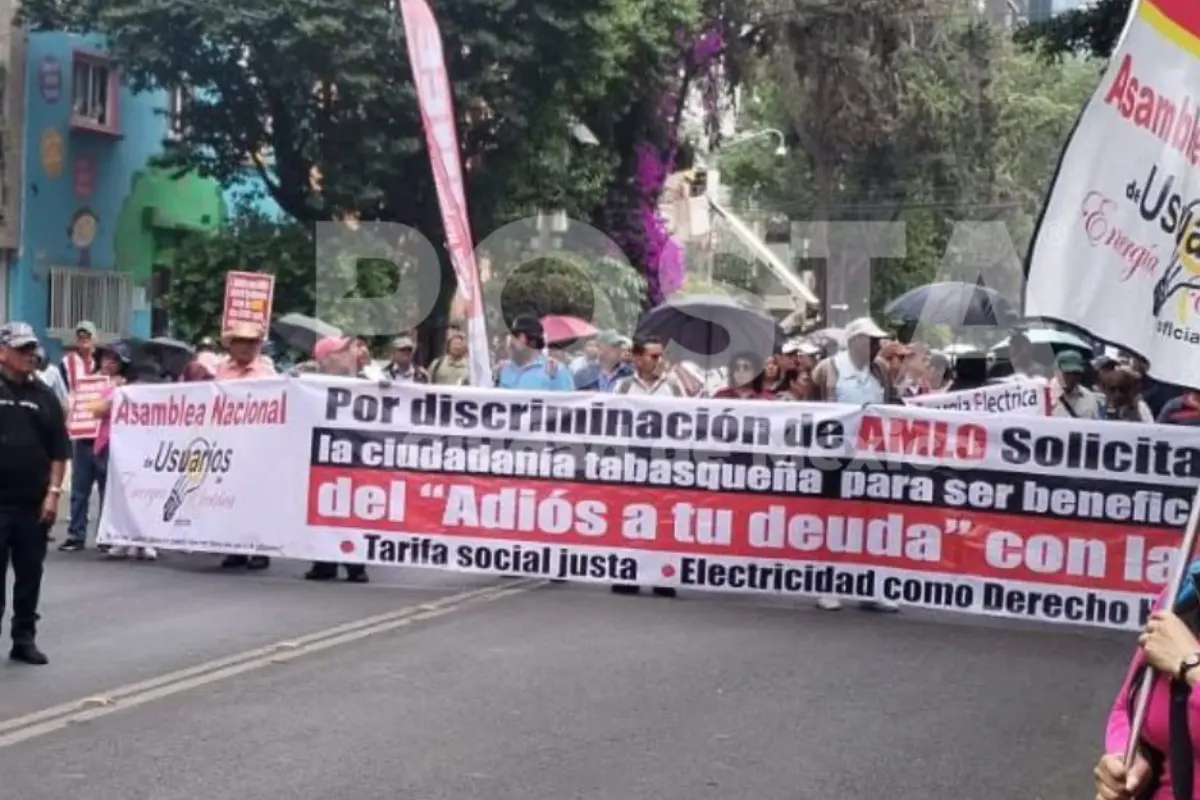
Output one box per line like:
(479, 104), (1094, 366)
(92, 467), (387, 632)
(400, 0), (492, 385)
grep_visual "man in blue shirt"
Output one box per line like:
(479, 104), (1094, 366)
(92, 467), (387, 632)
(495, 316), (575, 391)
(574, 330), (633, 392)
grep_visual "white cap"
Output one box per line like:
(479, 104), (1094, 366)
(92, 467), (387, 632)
(844, 317), (887, 340)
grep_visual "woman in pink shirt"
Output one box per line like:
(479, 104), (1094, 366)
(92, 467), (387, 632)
(1097, 575), (1200, 800)
(89, 345), (157, 561)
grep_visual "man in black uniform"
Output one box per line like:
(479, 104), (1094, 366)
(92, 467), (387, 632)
(0, 322), (70, 665)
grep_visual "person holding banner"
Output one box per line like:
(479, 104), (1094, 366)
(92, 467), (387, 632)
(429, 330), (470, 386)
(811, 317), (896, 406)
(927, 352), (952, 393)
(772, 367), (817, 402)
(712, 351), (772, 400)
(303, 335), (369, 583)
(947, 351), (988, 393)
(0, 323), (70, 665)
(382, 336), (428, 383)
(575, 331), (633, 392)
(1096, 579), (1200, 800)
(1098, 366), (1154, 423)
(496, 316), (573, 391)
(215, 322), (275, 570)
(89, 344), (157, 561)
(214, 322), (275, 382)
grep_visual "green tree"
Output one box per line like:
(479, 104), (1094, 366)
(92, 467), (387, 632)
(21, 0), (702, 325)
(163, 207), (405, 348)
(718, 11), (1099, 320)
(1015, 0), (1130, 59)
(483, 250), (648, 335)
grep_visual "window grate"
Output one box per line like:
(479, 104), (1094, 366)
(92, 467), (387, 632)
(46, 267), (132, 338)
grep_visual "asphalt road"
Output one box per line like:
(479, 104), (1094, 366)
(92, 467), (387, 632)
(0, 513), (1132, 800)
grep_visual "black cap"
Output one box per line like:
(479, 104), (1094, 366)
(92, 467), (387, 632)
(510, 315), (544, 341)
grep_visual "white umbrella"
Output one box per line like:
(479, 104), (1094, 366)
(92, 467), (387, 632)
(272, 313), (343, 354)
(990, 329), (1092, 353)
(941, 342), (982, 357)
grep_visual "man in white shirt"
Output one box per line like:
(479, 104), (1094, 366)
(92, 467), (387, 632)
(1050, 350), (1101, 419)
(811, 317), (896, 406)
(811, 316), (900, 613)
(611, 335), (679, 598)
(613, 335), (683, 397)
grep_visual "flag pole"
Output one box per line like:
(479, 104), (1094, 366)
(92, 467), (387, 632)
(1124, 480), (1200, 766)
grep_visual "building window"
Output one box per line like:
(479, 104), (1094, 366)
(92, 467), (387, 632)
(47, 266), (133, 339)
(70, 53), (120, 135)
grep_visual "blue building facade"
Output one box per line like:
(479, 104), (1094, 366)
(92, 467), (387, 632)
(9, 31), (277, 358)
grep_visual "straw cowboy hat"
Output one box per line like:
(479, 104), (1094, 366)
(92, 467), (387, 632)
(221, 321), (266, 345)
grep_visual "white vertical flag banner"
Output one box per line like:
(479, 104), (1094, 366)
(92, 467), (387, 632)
(1025, 0), (1200, 387)
(400, 0), (493, 387)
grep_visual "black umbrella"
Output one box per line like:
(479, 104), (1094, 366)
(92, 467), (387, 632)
(146, 337), (196, 379)
(97, 338), (171, 381)
(272, 313), (343, 354)
(884, 281), (1017, 327)
(635, 294), (783, 371)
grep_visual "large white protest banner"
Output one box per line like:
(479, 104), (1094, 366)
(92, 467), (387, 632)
(1025, 0), (1200, 387)
(99, 377), (1200, 630)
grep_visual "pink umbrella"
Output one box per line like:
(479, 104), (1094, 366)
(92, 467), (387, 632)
(540, 315), (597, 344)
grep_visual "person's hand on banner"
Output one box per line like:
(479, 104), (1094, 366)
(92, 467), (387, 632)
(1138, 610), (1200, 678)
(1093, 751), (1152, 800)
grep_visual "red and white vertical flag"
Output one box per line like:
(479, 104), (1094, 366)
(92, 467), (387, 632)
(399, 0), (492, 386)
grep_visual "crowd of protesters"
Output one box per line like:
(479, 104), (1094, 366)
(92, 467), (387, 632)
(1, 309), (1193, 666)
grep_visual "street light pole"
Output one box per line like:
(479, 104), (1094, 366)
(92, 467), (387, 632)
(703, 128), (787, 206)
